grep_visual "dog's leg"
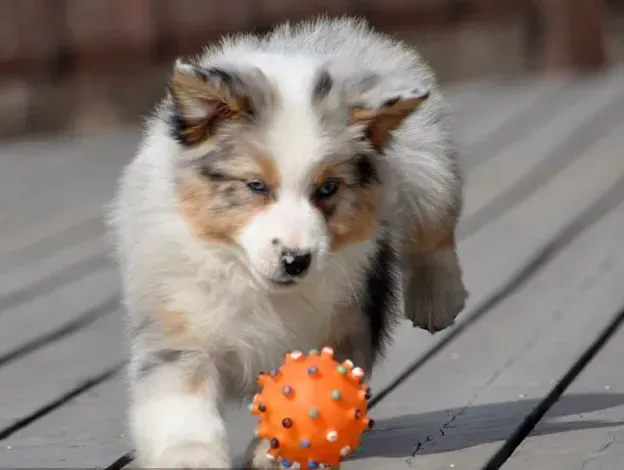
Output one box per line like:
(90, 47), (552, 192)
(402, 226), (468, 333)
(243, 437), (279, 469)
(129, 348), (231, 468)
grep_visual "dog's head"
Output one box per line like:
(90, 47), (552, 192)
(167, 57), (429, 288)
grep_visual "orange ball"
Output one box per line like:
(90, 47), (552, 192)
(250, 346), (373, 469)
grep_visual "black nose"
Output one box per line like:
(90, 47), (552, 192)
(281, 251), (312, 276)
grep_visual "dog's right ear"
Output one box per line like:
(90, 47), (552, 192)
(168, 59), (252, 146)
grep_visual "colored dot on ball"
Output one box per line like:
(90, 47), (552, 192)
(282, 385), (293, 395)
(270, 368), (279, 377)
(337, 365), (347, 374)
(331, 389), (342, 400)
(356, 445), (364, 453)
(290, 350), (303, 360)
(282, 418), (292, 428)
(352, 366), (364, 378)
(270, 438), (280, 449)
(354, 409), (362, 419)
(300, 439), (311, 448)
(280, 459), (292, 468)
(307, 366), (318, 375)
(308, 461), (319, 469)
(327, 430), (338, 442)
(340, 445), (351, 456)
(308, 407), (319, 418)
(247, 403), (253, 412)
(309, 348), (320, 355)
(258, 403), (267, 412)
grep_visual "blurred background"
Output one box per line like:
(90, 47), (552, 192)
(0, 0), (621, 139)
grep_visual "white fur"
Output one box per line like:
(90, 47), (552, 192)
(108, 16), (465, 468)
(130, 365), (229, 467)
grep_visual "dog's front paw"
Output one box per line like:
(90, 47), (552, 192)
(144, 442), (231, 469)
(243, 437), (279, 469)
(404, 249), (468, 333)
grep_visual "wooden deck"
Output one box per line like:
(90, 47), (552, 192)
(2, 67), (624, 469)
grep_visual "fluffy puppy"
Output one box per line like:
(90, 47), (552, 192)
(108, 16), (467, 469)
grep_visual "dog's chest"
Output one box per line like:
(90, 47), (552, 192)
(178, 278), (355, 372)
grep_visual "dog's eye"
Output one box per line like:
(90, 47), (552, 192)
(247, 180), (269, 194)
(316, 180), (339, 199)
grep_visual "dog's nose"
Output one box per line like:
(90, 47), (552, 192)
(281, 250), (312, 276)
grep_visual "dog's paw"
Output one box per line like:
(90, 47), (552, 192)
(404, 250), (468, 334)
(242, 437), (279, 469)
(143, 442), (231, 469)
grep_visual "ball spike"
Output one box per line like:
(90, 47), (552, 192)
(351, 367), (364, 381)
(288, 350), (303, 361)
(257, 372), (269, 386)
(321, 346), (334, 358)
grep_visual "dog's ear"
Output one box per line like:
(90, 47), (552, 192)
(348, 80), (430, 148)
(168, 59), (255, 146)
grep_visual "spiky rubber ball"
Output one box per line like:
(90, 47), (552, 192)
(250, 346), (373, 469)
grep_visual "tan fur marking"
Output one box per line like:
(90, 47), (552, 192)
(178, 154), (279, 243)
(313, 185), (378, 251)
(350, 94), (428, 147)
(329, 187), (380, 251)
(169, 72), (249, 145)
(161, 307), (189, 339)
(312, 162), (381, 251)
(312, 163), (335, 187)
(404, 220), (455, 257)
(185, 365), (209, 394)
(158, 304), (203, 347)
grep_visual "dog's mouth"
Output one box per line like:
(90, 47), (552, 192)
(271, 278), (297, 286)
(245, 265), (303, 292)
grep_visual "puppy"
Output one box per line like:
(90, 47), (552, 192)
(108, 16), (467, 469)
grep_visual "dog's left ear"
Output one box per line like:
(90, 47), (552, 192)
(349, 85), (430, 147)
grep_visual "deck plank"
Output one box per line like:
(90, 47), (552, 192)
(2, 70), (624, 468)
(460, 73), (624, 224)
(500, 329), (624, 470)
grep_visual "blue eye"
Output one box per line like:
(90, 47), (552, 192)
(317, 180), (339, 198)
(247, 180), (269, 193)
